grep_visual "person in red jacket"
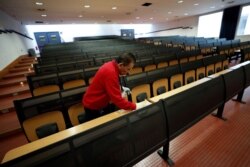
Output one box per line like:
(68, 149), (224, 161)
(82, 52), (137, 121)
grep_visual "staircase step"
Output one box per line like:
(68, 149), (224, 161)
(19, 60), (37, 64)
(0, 92), (31, 112)
(0, 77), (27, 87)
(0, 83), (30, 97)
(2, 71), (34, 79)
(9, 67), (33, 73)
(14, 63), (33, 68)
(0, 110), (22, 136)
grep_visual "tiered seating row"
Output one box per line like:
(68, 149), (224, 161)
(2, 61), (250, 167)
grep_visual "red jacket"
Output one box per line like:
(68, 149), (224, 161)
(82, 60), (136, 110)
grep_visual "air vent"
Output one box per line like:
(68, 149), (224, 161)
(106, 20), (112, 22)
(142, 3), (152, 6)
(126, 12), (131, 15)
(35, 21), (44, 24)
(37, 8), (46, 12)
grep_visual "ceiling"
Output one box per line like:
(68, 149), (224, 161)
(0, 0), (249, 25)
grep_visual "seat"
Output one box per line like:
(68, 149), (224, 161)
(170, 74), (183, 90)
(63, 79), (86, 90)
(144, 64), (156, 72)
(152, 78), (168, 96)
(157, 62), (168, 68)
(129, 67), (143, 75)
(33, 85), (60, 96)
(196, 67), (206, 80)
(131, 84), (151, 103)
(222, 59), (229, 70)
(184, 70), (196, 84)
(68, 103), (85, 126)
(169, 60), (178, 66)
(206, 64), (215, 76)
(215, 62), (223, 72)
(22, 111), (66, 142)
(196, 54), (203, 60)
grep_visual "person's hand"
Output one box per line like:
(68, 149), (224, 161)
(122, 86), (131, 95)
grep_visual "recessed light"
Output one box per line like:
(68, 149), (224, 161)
(84, 5), (90, 8)
(177, 0), (184, 4)
(150, 17), (153, 20)
(112, 7), (117, 10)
(184, 13), (188, 16)
(136, 17), (140, 19)
(41, 14), (47, 17)
(194, 3), (199, 6)
(168, 11), (172, 14)
(166, 18), (169, 20)
(79, 15), (83, 18)
(36, 2), (43, 5)
(210, 6), (215, 9)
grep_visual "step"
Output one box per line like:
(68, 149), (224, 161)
(0, 92), (31, 112)
(0, 77), (27, 87)
(19, 60), (37, 64)
(0, 110), (22, 137)
(0, 83), (30, 97)
(2, 71), (34, 79)
(14, 63), (33, 68)
(9, 67), (33, 73)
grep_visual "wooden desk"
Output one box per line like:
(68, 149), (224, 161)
(1, 100), (150, 164)
(229, 60), (250, 70)
(150, 77), (211, 103)
(206, 69), (233, 79)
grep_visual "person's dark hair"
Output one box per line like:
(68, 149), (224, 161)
(116, 52), (136, 66)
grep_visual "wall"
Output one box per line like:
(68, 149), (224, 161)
(0, 10), (33, 70)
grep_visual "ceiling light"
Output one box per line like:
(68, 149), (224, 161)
(84, 5), (90, 8)
(41, 14), (47, 17)
(194, 3), (199, 6)
(112, 7), (117, 10)
(79, 15), (83, 18)
(150, 17), (153, 20)
(210, 6), (215, 9)
(184, 13), (188, 16)
(168, 11), (172, 14)
(36, 2), (43, 5)
(136, 17), (140, 19)
(177, 1), (184, 4)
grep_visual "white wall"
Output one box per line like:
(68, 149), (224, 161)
(0, 10), (34, 70)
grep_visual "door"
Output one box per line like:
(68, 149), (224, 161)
(34, 31), (61, 52)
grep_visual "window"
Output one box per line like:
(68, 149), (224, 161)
(237, 5), (250, 35)
(197, 12), (223, 38)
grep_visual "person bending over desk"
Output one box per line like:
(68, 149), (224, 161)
(82, 52), (143, 121)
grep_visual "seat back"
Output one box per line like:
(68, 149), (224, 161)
(152, 78), (169, 96)
(23, 111), (66, 142)
(68, 103), (85, 126)
(131, 84), (151, 103)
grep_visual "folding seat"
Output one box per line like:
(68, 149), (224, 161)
(68, 103), (85, 126)
(61, 86), (88, 126)
(144, 64), (157, 72)
(157, 62), (168, 68)
(129, 67), (143, 75)
(194, 59), (205, 80)
(165, 65), (183, 90)
(124, 73), (150, 103)
(181, 61), (196, 85)
(147, 68), (168, 96)
(23, 111), (66, 142)
(58, 69), (86, 90)
(33, 85), (60, 96)
(203, 56), (216, 76)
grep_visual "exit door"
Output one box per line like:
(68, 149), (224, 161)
(34, 31), (61, 52)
